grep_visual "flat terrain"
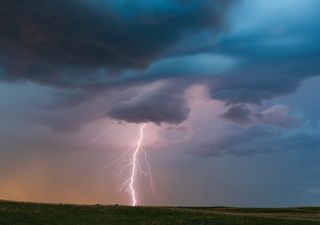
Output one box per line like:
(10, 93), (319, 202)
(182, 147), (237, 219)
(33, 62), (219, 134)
(1, 200), (320, 225)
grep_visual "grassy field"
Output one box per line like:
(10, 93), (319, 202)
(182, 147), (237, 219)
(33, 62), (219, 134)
(0, 200), (320, 225)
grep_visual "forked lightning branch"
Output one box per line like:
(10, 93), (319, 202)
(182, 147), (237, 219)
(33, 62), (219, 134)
(99, 124), (153, 206)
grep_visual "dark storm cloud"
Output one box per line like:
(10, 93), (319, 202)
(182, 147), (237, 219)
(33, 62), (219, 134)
(107, 81), (190, 125)
(201, 0), (320, 106)
(221, 104), (300, 128)
(221, 104), (251, 125)
(0, 0), (236, 87)
(208, 57), (320, 105)
(0, 0), (319, 128)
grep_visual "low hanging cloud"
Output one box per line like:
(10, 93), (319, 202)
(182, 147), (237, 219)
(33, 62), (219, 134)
(221, 104), (300, 128)
(107, 81), (190, 125)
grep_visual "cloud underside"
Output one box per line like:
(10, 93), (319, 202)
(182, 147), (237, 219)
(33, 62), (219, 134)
(107, 81), (191, 125)
(0, 0), (233, 86)
(0, 0), (319, 128)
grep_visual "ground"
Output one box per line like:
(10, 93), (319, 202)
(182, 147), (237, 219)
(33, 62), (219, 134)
(0, 200), (320, 225)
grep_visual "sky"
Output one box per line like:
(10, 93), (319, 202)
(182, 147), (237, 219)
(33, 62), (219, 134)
(0, 0), (320, 207)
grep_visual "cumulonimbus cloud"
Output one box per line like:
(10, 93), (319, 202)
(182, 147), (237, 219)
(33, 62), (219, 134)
(1, 0), (319, 128)
(107, 81), (191, 125)
(220, 104), (300, 128)
(0, 0), (236, 87)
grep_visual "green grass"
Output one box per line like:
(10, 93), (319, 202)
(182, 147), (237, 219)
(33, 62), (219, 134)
(0, 200), (319, 225)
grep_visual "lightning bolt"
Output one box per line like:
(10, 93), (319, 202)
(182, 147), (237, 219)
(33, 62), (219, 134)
(99, 123), (153, 206)
(129, 123), (146, 206)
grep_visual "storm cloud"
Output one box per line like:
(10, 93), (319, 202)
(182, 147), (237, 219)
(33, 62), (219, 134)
(107, 80), (190, 125)
(0, 0), (236, 87)
(221, 104), (300, 128)
(1, 0), (319, 127)
(208, 57), (320, 105)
